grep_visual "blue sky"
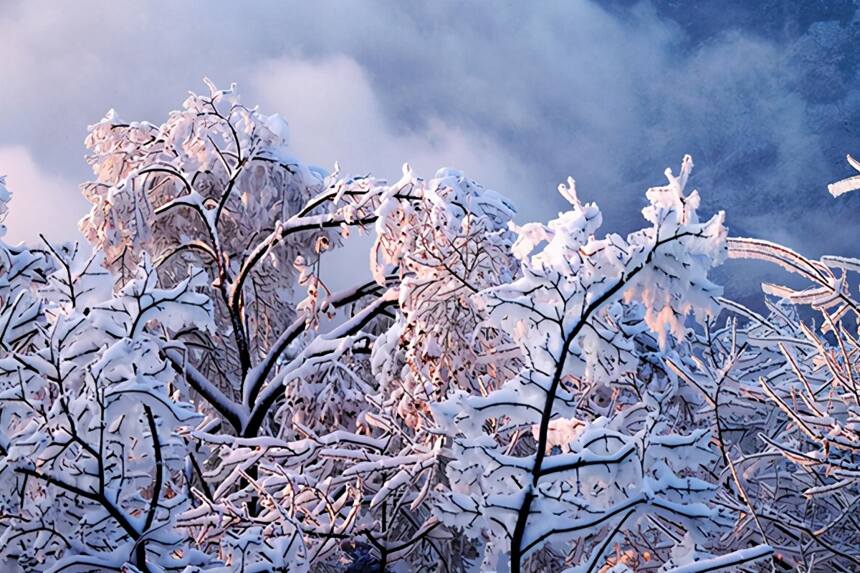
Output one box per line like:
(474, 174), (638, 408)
(1, 1), (857, 298)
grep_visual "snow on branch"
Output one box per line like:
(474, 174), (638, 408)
(828, 153), (860, 197)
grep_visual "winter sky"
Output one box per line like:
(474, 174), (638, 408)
(1, 1), (858, 298)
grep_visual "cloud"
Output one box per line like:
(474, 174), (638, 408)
(0, 146), (84, 244)
(301, 3), (857, 254)
(250, 55), (533, 211)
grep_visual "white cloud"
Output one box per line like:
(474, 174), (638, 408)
(250, 55), (535, 215)
(0, 146), (85, 244)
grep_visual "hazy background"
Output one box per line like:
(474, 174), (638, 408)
(1, 0), (858, 301)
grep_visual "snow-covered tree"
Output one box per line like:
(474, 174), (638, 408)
(431, 159), (761, 572)
(0, 81), (856, 572)
(0, 181), (215, 570)
(668, 239), (860, 571)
